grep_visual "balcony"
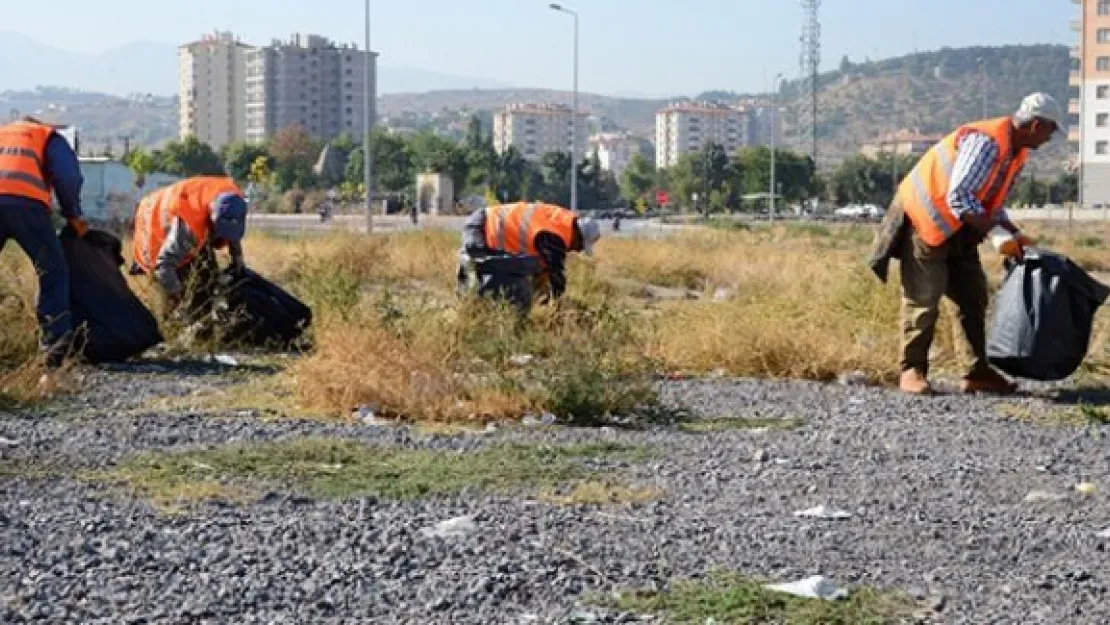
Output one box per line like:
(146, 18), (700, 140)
(1070, 99), (1081, 114)
(1072, 19), (1082, 32)
(1072, 46), (1083, 59)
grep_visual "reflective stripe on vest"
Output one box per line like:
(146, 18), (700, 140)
(906, 144), (957, 241)
(516, 203), (539, 254)
(0, 122), (53, 207)
(132, 176), (243, 271)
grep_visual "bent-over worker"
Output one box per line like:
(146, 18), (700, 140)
(457, 201), (601, 306)
(870, 93), (1063, 395)
(0, 117), (86, 366)
(131, 176), (248, 320)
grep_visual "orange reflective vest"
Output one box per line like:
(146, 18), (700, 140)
(484, 202), (577, 261)
(0, 121), (54, 208)
(896, 117), (1028, 246)
(132, 176), (242, 272)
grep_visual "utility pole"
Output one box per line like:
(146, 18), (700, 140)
(800, 0), (821, 168)
(977, 57), (987, 119)
(364, 0), (374, 233)
(550, 3), (579, 212)
(770, 73), (783, 223)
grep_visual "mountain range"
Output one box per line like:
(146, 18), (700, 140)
(0, 32), (512, 95)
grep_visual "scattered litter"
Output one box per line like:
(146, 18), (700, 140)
(765, 575), (849, 601)
(210, 354), (239, 367)
(0, 437), (20, 447)
(190, 461), (214, 471)
(353, 404), (379, 425)
(794, 505), (852, 520)
(508, 354), (535, 367)
(421, 515), (478, 539)
(484, 422), (498, 434)
(838, 371), (869, 386)
(522, 413), (557, 427)
(1076, 482), (1097, 495)
(541, 412), (557, 425)
(753, 449), (770, 463)
(710, 368), (728, 378)
(712, 288), (733, 302)
(1023, 490), (1068, 503)
(774, 458), (789, 465)
(1097, 527), (1110, 539)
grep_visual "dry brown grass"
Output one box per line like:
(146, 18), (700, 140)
(7, 219), (1110, 420)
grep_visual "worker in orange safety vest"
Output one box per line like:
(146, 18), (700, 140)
(870, 93), (1063, 396)
(0, 117), (87, 367)
(457, 202), (601, 311)
(131, 176), (248, 322)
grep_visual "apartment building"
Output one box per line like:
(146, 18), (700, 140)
(493, 103), (589, 162)
(180, 32), (376, 148)
(245, 34), (375, 143)
(654, 102), (750, 169)
(178, 31), (250, 150)
(1072, 0), (1110, 206)
(588, 132), (653, 178)
(859, 129), (941, 159)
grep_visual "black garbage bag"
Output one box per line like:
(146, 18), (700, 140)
(59, 227), (163, 363)
(214, 268), (312, 348)
(473, 254), (542, 314)
(987, 249), (1110, 381)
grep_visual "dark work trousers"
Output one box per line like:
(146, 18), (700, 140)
(0, 204), (73, 353)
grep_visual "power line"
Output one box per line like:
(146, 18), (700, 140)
(799, 0), (821, 166)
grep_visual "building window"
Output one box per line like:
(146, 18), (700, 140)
(1099, 113), (1109, 127)
(1099, 57), (1110, 72)
(1101, 0), (1110, 15)
(1098, 141), (1109, 155)
(1101, 29), (1110, 43)
(1100, 85), (1110, 99)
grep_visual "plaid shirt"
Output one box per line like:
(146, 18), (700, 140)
(946, 131), (1020, 222)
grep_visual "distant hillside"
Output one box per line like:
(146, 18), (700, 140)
(778, 44), (1070, 168)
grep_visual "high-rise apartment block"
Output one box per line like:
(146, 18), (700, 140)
(493, 103), (589, 162)
(654, 102), (751, 169)
(589, 132), (653, 178)
(1072, 0), (1110, 206)
(180, 31), (376, 148)
(178, 31), (250, 150)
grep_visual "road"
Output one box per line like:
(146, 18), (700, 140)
(248, 213), (688, 238)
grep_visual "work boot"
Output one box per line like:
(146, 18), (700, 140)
(960, 369), (1017, 395)
(899, 369), (933, 395)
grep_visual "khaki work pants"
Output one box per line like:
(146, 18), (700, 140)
(899, 227), (991, 378)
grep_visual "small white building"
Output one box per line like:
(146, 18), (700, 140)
(75, 158), (180, 224)
(416, 172), (454, 215)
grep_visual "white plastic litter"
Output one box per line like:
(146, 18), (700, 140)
(0, 437), (20, 447)
(765, 575), (850, 601)
(354, 404), (379, 424)
(794, 505), (852, 520)
(207, 353), (239, 367)
(1023, 490), (1068, 503)
(509, 354), (535, 367)
(421, 515), (478, 539)
(1097, 527), (1110, 539)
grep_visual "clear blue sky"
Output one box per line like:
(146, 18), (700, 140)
(10, 0), (1073, 96)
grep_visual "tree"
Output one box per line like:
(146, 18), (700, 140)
(540, 151), (572, 206)
(124, 149), (156, 181)
(620, 153), (655, 204)
(154, 136), (225, 177)
(249, 155), (271, 185)
(223, 141), (270, 182)
(827, 153), (919, 206)
(270, 124), (321, 191)
(732, 146), (818, 206)
(368, 128), (415, 192)
(409, 131), (470, 194)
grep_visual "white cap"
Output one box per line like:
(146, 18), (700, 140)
(576, 217), (601, 256)
(1015, 92), (1065, 135)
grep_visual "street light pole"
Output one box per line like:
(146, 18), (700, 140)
(363, 0), (374, 233)
(550, 3), (578, 212)
(769, 72), (783, 223)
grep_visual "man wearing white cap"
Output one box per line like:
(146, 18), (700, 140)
(457, 202), (601, 311)
(870, 92), (1064, 395)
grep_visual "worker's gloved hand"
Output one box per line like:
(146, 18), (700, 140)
(67, 217), (89, 238)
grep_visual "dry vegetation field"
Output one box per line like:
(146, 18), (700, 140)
(4, 220), (1110, 419)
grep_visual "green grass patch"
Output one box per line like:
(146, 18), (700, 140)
(91, 438), (651, 509)
(996, 402), (1110, 428)
(1076, 236), (1104, 249)
(680, 416), (805, 433)
(607, 572), (914, 624)
(539, 480), (663, 505)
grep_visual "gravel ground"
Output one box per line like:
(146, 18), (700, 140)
(2, 361), (1110, 624)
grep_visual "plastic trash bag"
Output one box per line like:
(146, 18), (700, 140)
(59, 227), (163, 363)
(471, 254), (542, 314)
(214, 268), (312, 348)
(987, 248), (1109, 381)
